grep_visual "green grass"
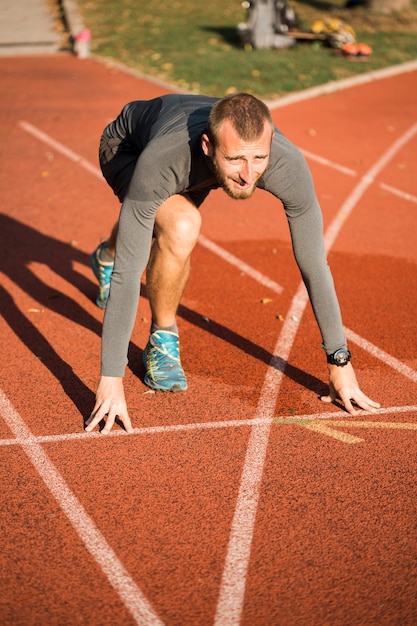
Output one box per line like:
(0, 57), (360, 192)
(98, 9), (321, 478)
(76, 0), (417, 98)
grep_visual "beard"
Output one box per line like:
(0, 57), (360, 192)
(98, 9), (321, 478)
(211, 156), (259, 200)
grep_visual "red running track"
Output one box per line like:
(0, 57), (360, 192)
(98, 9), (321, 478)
(1, 55), (417, 625)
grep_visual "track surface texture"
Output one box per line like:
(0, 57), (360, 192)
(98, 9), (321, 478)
(1, 55), (417, 626)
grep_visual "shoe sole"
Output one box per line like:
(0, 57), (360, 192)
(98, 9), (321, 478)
(144, 375), (187, 393)
(95, 296), (107, 309)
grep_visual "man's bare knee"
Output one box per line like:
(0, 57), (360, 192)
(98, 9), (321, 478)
(155, 195), (201, 257)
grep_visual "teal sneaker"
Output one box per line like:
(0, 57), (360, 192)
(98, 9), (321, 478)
(90, 242), (114, 309)
(143, 330), (188, 392)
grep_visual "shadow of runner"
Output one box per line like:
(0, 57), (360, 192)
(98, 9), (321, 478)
(0, 284), (95, 421)
(128, 285), (326, 397)
(0, 214), (327, 420)
(0, 213), (104, 335)
(177, 302), (328, 397)
(0, 214), (143, 425)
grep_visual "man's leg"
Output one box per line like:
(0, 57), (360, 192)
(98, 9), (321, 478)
(90, 194), (200, 390)
(143, 194), (201, 392)
(147, 194), (201, 328)
(91, 195), (201, 312)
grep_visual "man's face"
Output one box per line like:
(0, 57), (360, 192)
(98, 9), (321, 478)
(202, 119), (272, 200)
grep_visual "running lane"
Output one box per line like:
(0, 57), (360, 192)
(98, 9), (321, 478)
(0, 55), (416, 625)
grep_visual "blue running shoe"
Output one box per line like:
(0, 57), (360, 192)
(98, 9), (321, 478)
(143, 330), (188, 392)
(90, 242), (114, 309)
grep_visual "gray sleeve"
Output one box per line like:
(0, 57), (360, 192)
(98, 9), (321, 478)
(100, 137), (193, 377)
(100, 197), (155, 377)
(263, 138), (346, 354)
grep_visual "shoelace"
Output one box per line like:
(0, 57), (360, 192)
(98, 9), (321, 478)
(149, 341), (179, 362)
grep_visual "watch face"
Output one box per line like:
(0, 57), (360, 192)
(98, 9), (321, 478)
(334, 349), (350, 365)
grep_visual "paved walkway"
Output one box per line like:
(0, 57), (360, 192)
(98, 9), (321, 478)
(0, 0), (62, 55)
(0, 0), (86, 56)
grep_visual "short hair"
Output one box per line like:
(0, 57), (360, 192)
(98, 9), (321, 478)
(207, 92), (273, 147)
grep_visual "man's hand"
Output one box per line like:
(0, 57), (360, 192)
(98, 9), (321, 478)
(320, 362), (380, 415)
(85, 376), (134, 434)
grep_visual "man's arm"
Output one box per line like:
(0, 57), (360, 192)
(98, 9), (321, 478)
(87, 138), (195, 432)
(264, 135), (380, 413)
(85, 196), (155, 433)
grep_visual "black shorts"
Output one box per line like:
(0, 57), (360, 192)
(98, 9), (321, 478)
(99, 135), (138, 203)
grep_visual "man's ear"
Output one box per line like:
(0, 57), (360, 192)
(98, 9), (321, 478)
(201, 133), (213, 158)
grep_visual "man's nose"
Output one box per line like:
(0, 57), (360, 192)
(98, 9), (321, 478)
(239, 161), (254, 184)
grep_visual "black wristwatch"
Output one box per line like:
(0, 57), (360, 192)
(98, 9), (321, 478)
(326, 348), (351, 366)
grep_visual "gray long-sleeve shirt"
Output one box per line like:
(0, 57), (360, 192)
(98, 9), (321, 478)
(99, 94), (346, 377)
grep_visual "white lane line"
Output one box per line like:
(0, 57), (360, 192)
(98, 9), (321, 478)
(213, 121), (417, 626)
(1, 405), (415, 449)
(379, 182), (417, 204)
(198, 234), (283, 294)
(300, 148), (357, 177)
(19, 121), (103, 180)
(324, 122), (417, 252)
(213, 283), (307, 626)
(345, 327), (417, 383)
(0, 390), (164, 626)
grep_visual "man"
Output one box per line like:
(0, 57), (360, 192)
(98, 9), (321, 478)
(85, 92), (379, 434)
